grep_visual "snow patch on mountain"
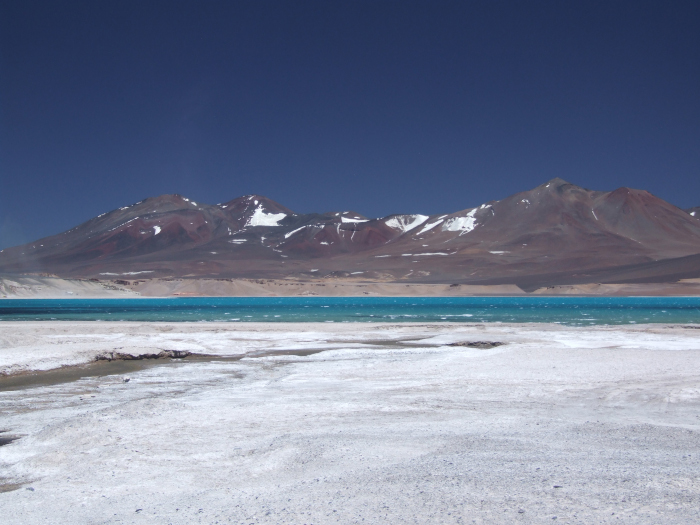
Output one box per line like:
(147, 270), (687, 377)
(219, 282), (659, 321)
(341, 217), (369, 223)
(385, 214), (429, 232)
(443, 209), (478, 233)
(108, 217), (138, 232)
(285, 226), (308, 238)
(417, 216), (447, 235)
(246, 206), (287, 227)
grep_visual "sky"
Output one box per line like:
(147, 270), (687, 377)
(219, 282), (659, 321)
(1, 0), (699, 249)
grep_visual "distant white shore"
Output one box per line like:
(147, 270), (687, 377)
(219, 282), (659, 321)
(1, 322), (700, 523)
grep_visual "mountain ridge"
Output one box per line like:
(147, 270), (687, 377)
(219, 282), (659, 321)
(2, 179), (700, 288)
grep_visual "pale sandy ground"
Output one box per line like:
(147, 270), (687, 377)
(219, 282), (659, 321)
(0, 276), (139, 298)
(4, 275), (700, 297)
(1, 322), (700, 524)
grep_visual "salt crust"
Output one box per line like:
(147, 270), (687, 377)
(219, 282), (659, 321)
(1, 322), (700, 523)
(2, 322), (700, 375)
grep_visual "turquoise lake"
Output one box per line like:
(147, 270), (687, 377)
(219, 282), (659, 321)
(1, 297), (700, 325)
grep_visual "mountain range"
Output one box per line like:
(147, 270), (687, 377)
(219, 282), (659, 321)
(1, 178), (699, 291)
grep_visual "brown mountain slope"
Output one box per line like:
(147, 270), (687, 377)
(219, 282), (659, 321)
(1, 179), (700, 287)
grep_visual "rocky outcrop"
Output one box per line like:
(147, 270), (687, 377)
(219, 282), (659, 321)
(95, 350), (191, 361)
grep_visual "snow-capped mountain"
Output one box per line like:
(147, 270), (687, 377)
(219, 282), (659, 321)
(2, 179), (700, 289)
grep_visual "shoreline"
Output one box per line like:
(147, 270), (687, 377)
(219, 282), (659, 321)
(6, 293), (700, 298)
(4, 274), (700, 298)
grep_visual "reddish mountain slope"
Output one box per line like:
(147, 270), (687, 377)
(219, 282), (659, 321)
(2, 179), (700, 287)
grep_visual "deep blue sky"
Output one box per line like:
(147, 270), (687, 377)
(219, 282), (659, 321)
(1, 1), (699, 249)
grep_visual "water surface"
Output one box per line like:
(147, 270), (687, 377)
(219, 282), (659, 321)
(1, 297), (700, 325)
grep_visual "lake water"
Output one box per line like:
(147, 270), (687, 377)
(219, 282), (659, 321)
(1, 297), (700, 325)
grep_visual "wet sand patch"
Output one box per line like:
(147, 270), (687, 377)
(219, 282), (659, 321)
(336, 337), (435, 348)
(0, 359), (170, 391)
(448, 341), (507, 349)
(0, 481), (24, 493)
(0, 431), (18, 447)
(247, 348), (332, 358)
(0, 348), (332, 391)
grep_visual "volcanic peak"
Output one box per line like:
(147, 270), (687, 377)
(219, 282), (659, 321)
(219, 194), (294, 217)
(542, 177), (572, 188)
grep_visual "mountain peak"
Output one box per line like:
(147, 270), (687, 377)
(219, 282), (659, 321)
(220, 195), (295, 215)
(543, 178), (572, 188)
